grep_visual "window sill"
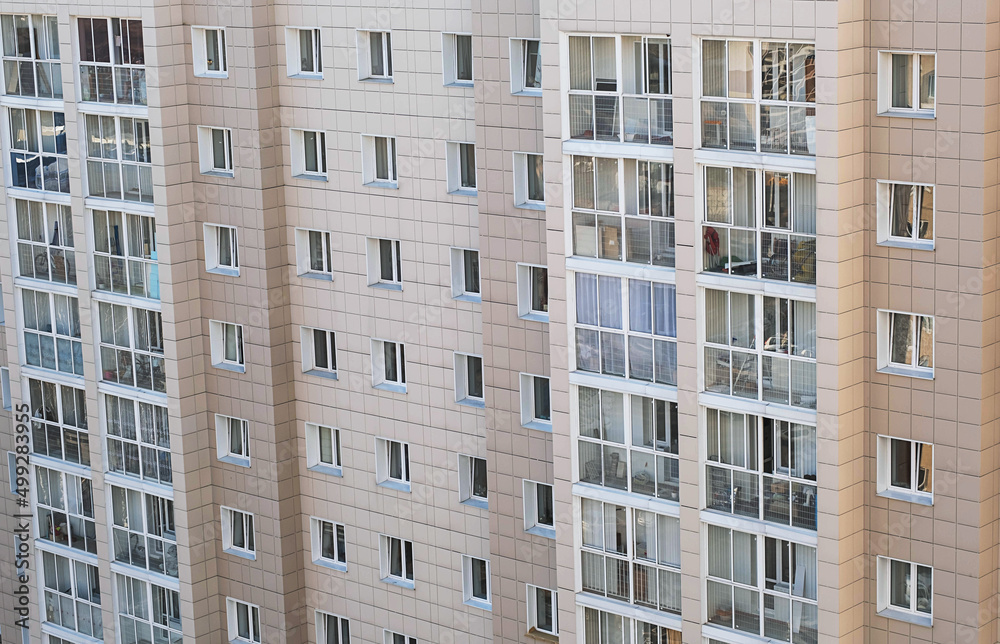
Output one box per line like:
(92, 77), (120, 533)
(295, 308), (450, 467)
(877, 365), (934, 380)
(877, 606), (932, 627)
(877, 487), (933, 506)
(381, 575), (415, 590)
(445, 81), (475, 89)
(214, 362), (246, 374)
(308, 463), (343, 478)
(512, 88), (542, 98)
(194, 71), (229, 79)
(454, 293), (482, 304)
(877, 109), (936, 120)
(219, 454), (251, 468)
(464, 597), (492, 611)
(526, 628), (560, 642)
(449, 187), (478, 197)
(364, 179), (399, 190)
(304, 368), (339, 381)
(525, 525), (556, 540)
(299, 271), (334, 282)
(461, 497), (489, 510)
(374, 381), (407, 394)
(293, 172), (329, 182)
(313, 557), (348, 573)
(361, 76), (394, 84)
(223, 547), (256, 561)
(519, 311), (549, 324)
(371, 282), (403, 292)
(878, 238), (934, 252)
(201, 169), (234, 178)
(515, 201), (546, 211)
(289, 72), (323, 81)
(377, 479), (411, 493)
(457, 397), (486, 409)
(522, 420), (553, 433)
(207, 266), (241, 277)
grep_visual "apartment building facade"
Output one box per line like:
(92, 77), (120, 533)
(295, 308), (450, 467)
(0, 1), (996, 644)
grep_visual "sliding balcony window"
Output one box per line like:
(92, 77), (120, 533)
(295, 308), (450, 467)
(41, 551), (103, 637)
(582, 608), (681, 644)
(15, 198), (75, 284)
(105, 393), (172, 485)
(28, 378), (89, 466)
(35, 465), (97, 554)
(97, 302), (165, 393)
(85, 114), (153, 203)
(8, 108), (68, 193)
(568, 35), (673, 145)
(110, 485), (178, 578)
(77, 17), (145, 105)
(22, 288), (83, 375)
(115, 574), (183, 644)
(1, 14), (62, 98)
(93, 210), (159, 299)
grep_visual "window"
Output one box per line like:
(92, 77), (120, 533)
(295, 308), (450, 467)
(582, 608), (681, 644)
(204, 223), (239, 275)
(8, 108), (68, 193)
(704, 408), (817, 530)
(198, 126), (234, 176)
(85, 114), (153, 203)
(371, 339), (406, 391)
(458, 454), (488, 507)
(317, 611), (351, 644)
(210, 320), (245, 372)
(877, 436), (932, 504)
(462, 555), (491, 609)
(222, 507), (256, 558)
(299, 327), (338, 378)
(115, 574), (183, 644)
(876, 181), (934, 248)
(571, 156), (676, 267)
(877, 556), (933, 623)
(384, 631), (416, 644)
(701, 166), (817, 284)
(877, 310), (933, 378)
(93, 209), (159, 298)
(110, 485), (178, 577)
(375, 437), (410, 489)
(449, 248), (480, 301)
(1, 367), (10, 410)
(105, 394), (172, 484)
(519, 373), (551, 430)
(286, 27), (322, 77)
(513, 152), (544, 207)
(216, 414), (250, 467)
(77, 17), (145, 105)
(226, 598), (261, 644)
(878, 51), (935, 117)
(40, 551), (103, 637)
(296, 228), (333, 279)
(365, 237), (403, 288)
(700, 39), (815, 154)
(516, 264), (548, 321)
(447, 142), (477, 193)
(27, 378), (89, 466)
(522, 480), (554, 537)
(379, 534), (414, 586)
(1, 14), (61, 98)
(14, 198), (76, 284)
(310, 517), (347, 570)
(442, 33), (473, 86)
(703, 289), (817, 408)
(291, 128), (327, 178)
(192, 26), (227, 77)
(509, 38), (540, 95)
(305, 423), (342, 475)
(454, 353), (484, 406)
(705, 524), (818, 641)
(576, 387), (679, 501)
(361, 135), (398, 186)
(574, 273), (678, 385)
(358, 30), (392, 80)
(35, 466), (97, 554)
(98, 303), (166, 391)
(526, 585), (557, 636)
(21, 288), (83, 376)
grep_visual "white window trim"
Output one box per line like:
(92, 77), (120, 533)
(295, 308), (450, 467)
(375, 436), (411, 491)
(226, 597), (261, 643)
(383, 630), (417, 644)
(876, 555), (933, 626)
(285, 27), (323, 79)
(300, 326), (338, 380)
(204, 223), (240, 276)
(457, 453), (488, 510)
(446, 141), (477, 196)
(876, 309), (934, 379)
(449, 247), (481, 302)
(516, 263), (549, 322)
(512, 152), (545, 210)
(461, 554), (492, 610)
(360, 134), (398, 188)
(441, 32), (474, 88)
(365, 237), (403, 290)
(519, 372), (551, 432)
(875, 435), (933, 505)
(304, 422), (343, 477)
(525, 584), (559, 637)
(0, 367), (10, 410)
(522, 479), (555, 539)
(875, 179), (935, 250)
(309, 516), (347, 572)
(453, 352), (485, 408)
(371, 338), (407, 393)
(215, 413), (251, 467)
(877, 50), (936, 118)
(220, 506), (256, 560)
(379, 533), (415, 589)
(357, 29), (393, 82)
(191, 26), (228, 78)
(294, 227), (334, 280)
(509, 38), (542, 97)
(197, 126), (235, 177)
(209, 319), (246, 373)
(316, 611), (350, 644)
(290, 128), (328, 180)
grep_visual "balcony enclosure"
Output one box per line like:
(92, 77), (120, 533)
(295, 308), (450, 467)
(86, 115), (153, 203)
(78, 17), (146, 105)
(1, 14), (61, 98)
(15, 198), (76, 284)
(93, 210), (159, 299)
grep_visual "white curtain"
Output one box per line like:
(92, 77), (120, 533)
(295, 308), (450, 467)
(633, 510), (655, 560)
(791, 424), (817, 480)
(702, 40), (726, 96)
(629, 280), (652, 333)
(793, 173), (816, 234)
(578, 387), (601, 438)
(730, 292), (754, 348)
(654, 283), (676, 337)
(791, 300), (815, 357)
(732, 530), (756, 586)
(575, 273), (599, 326)
(704, 289), (728, 344)
(792, 543), (817, 600)
(707, 525), (732, 580)
(705, 167), (730, 223)
(569, 36), (592, 91)
(598, 276), (622, 329)
(601, 391), (624, 443)
(658, 515), (680, 567)
(596, 158), (619, 212)
(581, 499), (603, 549)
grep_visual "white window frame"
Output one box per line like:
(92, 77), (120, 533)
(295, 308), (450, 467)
(210, 319), (245, 372)
(26, 377), (90, 467)
(310, 516), (347, 571)
(361, 134), (398, 187)
(875, 180), (934, 249)
(525, 584), (558, 636)
(197, 126), (235, 176)
(371, 339), (406, 392)
(96, 302), (166, 392)
(191, 26), (228, 78)
(221, 506), (256, 559)
(114, 573), (184, 644)
(446, 141), (477, 195)
(375, 437), (410, 491)
(109, 485), (178, 577)
(304, 422), (342, 476)
(286, 27), (323, 78)
(519, 373), (551, 431)
(290, 128), (328, 179)
(216, 413), (250, 467)
(876, 309), (934, 379)
(449, 247), (480, 302)
(522, 479), (555, 539)
(366, 237), (403, 289)
(19, 287), (84, 376)
(379, 534), (414, 588)
(876, 435), (933, 505)
(454, 352), (485, 407)
(877, 51), (936, 118)
(39, 551), (103, 638)
(103, 393), (173, 485)
(84, 114), (153, 203)
(91, 208), (158, 297)
(512, 152), (545, 209)
(301, 326), (337, 379)
(516, 263), (548, 322)
(509, 38), (541, 96)
(384, 630), (417, 644)
(461, 554), (491, 610)
(1, 14), (62, 100)
(35, 465), (97, 554)
(357, 30), (393, 81)
(876, 555), (933, 625)
(442, 32), (473, 87)
(226, 597), (261, 643)
(295, 227), (334, 279)
(7, 107), (70, 194)
(204, 223), (240, 275)
(0, 367), (10, 410)
(458, 454), (488, 509)
(13, 198), (76, 285)
(316, 611), (351, 644)
(77, 17), (146, 105)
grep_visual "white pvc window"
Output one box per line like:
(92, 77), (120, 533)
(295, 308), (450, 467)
(192, 26), (227, 77)
(287, 27), (322, 77)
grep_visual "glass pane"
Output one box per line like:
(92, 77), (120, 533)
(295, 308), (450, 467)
(891, 54), (912, 109)
(761, 42), (787, 100)
(919, 55), (935, 110)
(728, 41), (753, 99)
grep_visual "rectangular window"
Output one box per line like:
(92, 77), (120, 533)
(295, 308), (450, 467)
(222, 507), (256, 558)
(98, 303), (166, 391)
(21, 288), (83, 376)
(291, 128), (327, 178)
(523, 480), (554, 536)
(0, 367), (10, 410)
(513, 152), (545, 207)
(296, 228), (333, 279)
(317, 611), (351, 644)
(526, 585), (557, 636)
(375, 437), (410, 488)
(876, 181), (934, 248)
(878, 51), (935, 116)
(301, 327), (337, 377)
(204, 223), (239, 275)
(115, 575), (183, 644)
(582, 608), (681, 644)
(210, 320), (245, 371)
(198, 126), (234, 175)
(226, 598), (261, 643)
(443, 33), (473, 86)
(105, 393), (172, 484)
(192, 26), (227, 76)
(576, 387), (679, 501)
(1, 14), (62, 98)
(287, 27), (322, 77)
(462, 555), (491, 608)
(361, 134), (397, 186)
(520, 373), (551, 430)
(509, 38), (541, 95)
(85, 114), (153, 202)
(41, 551), (103, 637)
(110, 485), (178, 577)
(379, 534), (414, 585)
(305, 422), (342, 475)
(878, 310), (933, 377)
(77, 17), (145, 105)
(385, 631), (416, 644)
(876, 435), (932, 503)
(372, 339), (406, 390)
(215, 413), (250, 467)
(359, 30), (392, 80)
(310, 517), (347, 569)
(28, 378), (89, 466)
(446, 142), (477, 193)
(93, 209), (159, 298)
(516, 264), (548, 321)
(458, 454), (488, 507)
(454, 353), (484, 405)
(449, 247), (480, 301)
(367, 237), (402, 287)
(35, 466), (97, 554)
(8, 107), (68, 193)
(877, 556), (933, 623)
(14, 198), (76, 285)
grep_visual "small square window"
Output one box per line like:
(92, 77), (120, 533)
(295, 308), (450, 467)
(301, 327), (337, 379)
(197, 126), (234, 176)
(317, 611), (350, 644)
(509, 38), (541, 96)
(295, 228), (334, 279)
(442, 33), (473, 87)
(876, 181), (934, 249)
(877, 310), (933, 378)
(366, 238), (402, 289)
(371, 340), (406, 392)
(221, 507), (256, 559)
(458, 454), (488, 508)
(379, 534), (414, 587)
(876, 435), (932, 504)
(878, 51), (935, 117)
(210, 320), (245, 372)
(375, 437), (410, 489)
(449, 248), (480, 301)
(216, 414), (250, 467)
(877, 556), (933, 624)
(461, 555), (491, 610)
(454, 353), (484, 407)
(305, 422), (342, 476)
(204, 224), (240, 275)
(291, 129), (327, 179)
(361, 135), (398, 187)
(519, 373), (551, 431)
(192, 27), (228, 78)
(286, 27), (322, 78)
(226, 598), (260, 643)
(513, 152), (544, 208)
(522, 480), (554, 537)
(526, 585), (558, 636)
(310, 517), (347, 570)
(358, 30), (393, 81)
(446, 142), (477, 194)
(384, 631), (417, 644)
(516, 264), (548, 322)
